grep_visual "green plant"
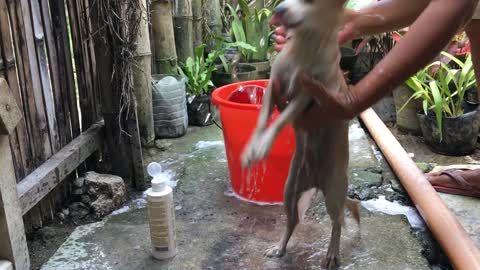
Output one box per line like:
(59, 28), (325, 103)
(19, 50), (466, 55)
(178, 41), (256, 95)
(225, 0), (278, 62)
(400, 52), (476, 139)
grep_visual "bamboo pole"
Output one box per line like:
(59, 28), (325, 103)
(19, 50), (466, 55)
(359, 108), (480, 270)
(192, 0), (203, 47)
(205, 0), (222, 52)
(174, 0), (194, 63)
(151, 0), (178, 74)
(133, 0), (155, 146)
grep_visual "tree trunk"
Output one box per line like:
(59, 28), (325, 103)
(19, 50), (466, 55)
(174, 0), (194, 63)
(151, 0), (178, 74)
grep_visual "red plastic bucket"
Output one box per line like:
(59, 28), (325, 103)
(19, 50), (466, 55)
(212, 80), (295, 203)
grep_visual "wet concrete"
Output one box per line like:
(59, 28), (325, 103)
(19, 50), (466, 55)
(389, 126), (480, 249)
(42, 121), (435, 270)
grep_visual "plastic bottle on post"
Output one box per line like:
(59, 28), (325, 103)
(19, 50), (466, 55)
(146, 162), (177, 260)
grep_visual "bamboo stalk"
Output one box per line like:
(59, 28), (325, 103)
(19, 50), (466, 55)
(173, 0), (194, 63)
(204, 0), (222, 52)
(133, 0), (155, 145)
(192, 0), (203, 47)
(151, 0), (178, 74)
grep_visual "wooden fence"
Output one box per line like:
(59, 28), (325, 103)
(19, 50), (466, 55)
(0, 0), (102, 230)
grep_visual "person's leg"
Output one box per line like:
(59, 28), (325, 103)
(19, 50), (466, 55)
(465, 18), (480, 97)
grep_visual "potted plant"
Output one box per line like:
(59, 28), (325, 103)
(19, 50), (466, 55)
(403, 52), (479, 156)
(178, 41), (255, 125)
(225, 0), (278, 79)
(211, 39), (258, 87)
(178, 44), (217, 126)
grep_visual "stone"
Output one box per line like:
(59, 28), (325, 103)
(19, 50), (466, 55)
(415, 162), (435, 173)
(155, 139), (172, 151)
(72, 187), (85, 196)
(57, 212), (66, 221)
(61, 208), (70, 216)
(73, 177), (85, 188)
(84, 172), (127, 218)
(69, 202), (90, 219)
(38, 226), (56, 243)
(81, 195), (91, 205)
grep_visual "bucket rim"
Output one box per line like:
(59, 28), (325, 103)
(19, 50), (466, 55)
(212, 79), (270, 110)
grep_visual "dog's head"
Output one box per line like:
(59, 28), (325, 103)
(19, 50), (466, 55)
(271, 0), (346, 31)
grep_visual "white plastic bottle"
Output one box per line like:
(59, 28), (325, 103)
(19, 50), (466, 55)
(146, 162), (177, 260)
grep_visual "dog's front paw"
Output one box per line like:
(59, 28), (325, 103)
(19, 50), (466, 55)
(321, 253), (339, 269)
(264, 245), (285, 258)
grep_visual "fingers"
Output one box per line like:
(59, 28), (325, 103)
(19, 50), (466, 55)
(274, 26), (287, 52)
(274, 26), (286, 36)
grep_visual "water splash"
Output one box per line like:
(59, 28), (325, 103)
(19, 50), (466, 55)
(361, 196), (425, 229)
(224, 187), (282, 206)
(195, 140), (225, 149)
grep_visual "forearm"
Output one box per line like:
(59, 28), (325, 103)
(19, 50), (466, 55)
(350, 0), (479, 114)
(347, 0), (430, 39)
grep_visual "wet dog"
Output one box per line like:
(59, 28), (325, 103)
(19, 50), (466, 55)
(241, 0), (360, 267)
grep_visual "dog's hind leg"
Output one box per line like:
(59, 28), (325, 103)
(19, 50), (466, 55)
(322, 180), (348, 269)
(265, 155), (310, 258)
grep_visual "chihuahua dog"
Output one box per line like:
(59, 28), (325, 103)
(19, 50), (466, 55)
(241, 0), (360, 268)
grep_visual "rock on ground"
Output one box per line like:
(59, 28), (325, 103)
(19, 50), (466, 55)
(84, 172), (127, 218)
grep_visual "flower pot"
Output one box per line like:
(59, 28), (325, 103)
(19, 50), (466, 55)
(340, 47), (357, 72)
(211, 63), (257, 87)
(466, 87), (479, 105)
(393, 84), (423, 135)
(416, 107), (480, 156)
(152, 75), (189, 138)
(187, 89), (215, 126)
(243, 60), (270, 80)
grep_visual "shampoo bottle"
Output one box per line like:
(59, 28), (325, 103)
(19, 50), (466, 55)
(146, 162), (177, 260)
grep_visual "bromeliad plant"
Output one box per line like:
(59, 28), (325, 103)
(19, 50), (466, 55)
(178, 41), (256, 96)
(400, 52), (477, 139)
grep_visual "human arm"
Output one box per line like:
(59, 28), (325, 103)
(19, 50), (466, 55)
(292, 0), (479, 128)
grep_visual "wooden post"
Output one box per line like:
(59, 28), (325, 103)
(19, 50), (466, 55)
(0, 78), (29, 270)
(173, 0), (193, 63)
(133, 0), (155, 146)
(151, 0), (178, 74)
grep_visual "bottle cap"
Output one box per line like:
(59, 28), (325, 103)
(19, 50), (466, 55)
(147, 162), (168, 192)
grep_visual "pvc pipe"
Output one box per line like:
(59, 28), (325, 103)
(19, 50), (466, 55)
(359, 108), (480, 270)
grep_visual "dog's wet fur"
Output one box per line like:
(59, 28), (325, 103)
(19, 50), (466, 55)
(241, 0), (360, 268)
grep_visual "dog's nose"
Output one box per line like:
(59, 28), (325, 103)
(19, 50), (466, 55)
(273, 4), (287, 15)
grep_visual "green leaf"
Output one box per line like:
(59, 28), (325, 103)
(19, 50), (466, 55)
(429, 81), (444, 141)
(441, 51), (465, 68)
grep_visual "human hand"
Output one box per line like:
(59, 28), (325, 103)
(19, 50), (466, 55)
(294, 75), (358, 129)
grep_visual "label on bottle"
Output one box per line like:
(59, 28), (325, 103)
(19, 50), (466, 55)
(147, 193), (175, 252)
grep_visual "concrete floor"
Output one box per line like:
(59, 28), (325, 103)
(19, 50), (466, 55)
(40, 120), (480, 270)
